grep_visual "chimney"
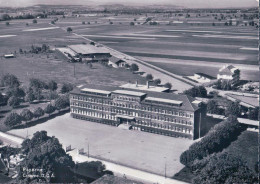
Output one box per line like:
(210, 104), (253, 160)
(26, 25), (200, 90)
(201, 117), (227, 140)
(147, 81), (150, 89)
(136, 80), (138, 87)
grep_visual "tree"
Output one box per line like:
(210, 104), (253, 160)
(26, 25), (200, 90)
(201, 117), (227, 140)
(221, 80), (232, 90)
(48, 80), (58, 91)
(130, 64), (139, 72)
(20, 109), (34, 123)
(180, 116), (242, 166)
(44, 104), (56, 116)
(32, 19), (37, 24)
(60, 83), (73, 94)
(207, 100), (220, 114)
(124, 63), (130, 68)
(184, 86), (207, 98)
(18, 131), (75, 183)
(29, 78), (47, 90)
(248, 107), (259, 120)
(1, 14), (11, 21)
(1, 73), (20, 88)
(154, 79), (161, 86)
(33, 107), (45, 119)
(67, 27), (73, 33)
(192, 152), (258, 184)
(146, 74), (153, 81)
(46, 91), (59, 100)
(198, 86), (207, 97)
(51, 21), (55, 24)
(8, 96), (20, 108)
(54, 95), (70, 111)
(5, 22), (9, 26)
(29, 78), (47, 101)
(225, 101), (240, 117)
(130, 22), (135, 26)
(82, 21), (85, 24)
(4, 112), (22, 127)
(164, 82), (172, 89)
(5, 87), (25, 99)
(25, 88), (35, 103)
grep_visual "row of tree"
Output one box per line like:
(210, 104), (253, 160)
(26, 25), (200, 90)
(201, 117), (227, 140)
(207, 99), (259, 120)
(184, 86), (207, 98)
(0, 13), (47, 21)
(145, 73), (172, 89)
(191, 152), (258, 184)
(180, 116), (243, 166)
(0, 74), (73, 107)
(4, 95), (70, 128)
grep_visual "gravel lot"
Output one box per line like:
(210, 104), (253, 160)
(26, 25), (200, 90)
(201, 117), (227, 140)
(8, 113), (193, 177)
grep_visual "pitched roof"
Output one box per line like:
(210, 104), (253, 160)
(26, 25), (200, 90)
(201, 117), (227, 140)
(109, 56), (125, 64)
(218, 65), (237, 76)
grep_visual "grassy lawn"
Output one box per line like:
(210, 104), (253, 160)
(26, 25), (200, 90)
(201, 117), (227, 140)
(8, 113), (194, 177)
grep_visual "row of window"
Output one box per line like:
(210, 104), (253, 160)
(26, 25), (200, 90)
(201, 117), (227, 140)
(71, 104), (192, 126)
(112, 95), (139, 102)
(71, 109), (192, 135)
(136, 121), (192, 134)
(71, 108), (117, 120)
(70, 99), (193, 119)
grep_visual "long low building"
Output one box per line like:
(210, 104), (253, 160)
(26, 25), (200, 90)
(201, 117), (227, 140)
(68, 44), (111, 62)
(70, 85), (206, 140)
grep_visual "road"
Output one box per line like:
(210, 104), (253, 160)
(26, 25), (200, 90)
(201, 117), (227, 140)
(48, 23), (194, 92)
(68, 149), (188, 184)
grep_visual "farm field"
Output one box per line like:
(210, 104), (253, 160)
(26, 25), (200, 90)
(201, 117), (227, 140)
(54, 16), (258, 81)
(8, 113), (194, 177)
(0, 15), (258, 84)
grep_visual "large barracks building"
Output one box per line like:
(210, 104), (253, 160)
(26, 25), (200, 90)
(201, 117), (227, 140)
(70, 83), (206, 140)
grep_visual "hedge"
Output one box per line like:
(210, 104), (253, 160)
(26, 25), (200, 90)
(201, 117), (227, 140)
(180, 116), (243, 166)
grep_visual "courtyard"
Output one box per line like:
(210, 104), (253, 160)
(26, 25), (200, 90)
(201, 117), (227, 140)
(8, 113), (193, 177)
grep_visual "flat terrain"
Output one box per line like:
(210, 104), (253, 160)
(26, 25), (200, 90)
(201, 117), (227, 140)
(0, 54), (146, 87)
(8, 113), (193, 177)
(0, 16), (258, 84)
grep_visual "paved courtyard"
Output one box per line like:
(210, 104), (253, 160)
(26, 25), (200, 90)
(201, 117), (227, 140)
(8, 113), (193, 177)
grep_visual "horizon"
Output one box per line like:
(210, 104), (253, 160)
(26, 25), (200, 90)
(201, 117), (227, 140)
(0, 0), (258, 8)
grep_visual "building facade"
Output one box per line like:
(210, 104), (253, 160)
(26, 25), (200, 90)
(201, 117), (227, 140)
(70, 85), (206, 140)
(217, 65), (240, 84)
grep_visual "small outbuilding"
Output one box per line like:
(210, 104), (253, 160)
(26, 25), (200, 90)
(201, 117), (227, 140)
(108, 56), (127, 68)
(4, 54), (15, 58)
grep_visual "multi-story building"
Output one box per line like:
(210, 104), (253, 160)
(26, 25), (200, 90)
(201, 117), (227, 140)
(70, 85), (206, 140)
(217, 65), (240, 84)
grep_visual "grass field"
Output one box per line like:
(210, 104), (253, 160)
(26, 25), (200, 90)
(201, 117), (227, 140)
(0, 54), (146, 87)
(8, 113), (193, 177)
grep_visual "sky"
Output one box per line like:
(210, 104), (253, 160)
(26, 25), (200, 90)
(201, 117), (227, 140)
(0, 0), (258, 8)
